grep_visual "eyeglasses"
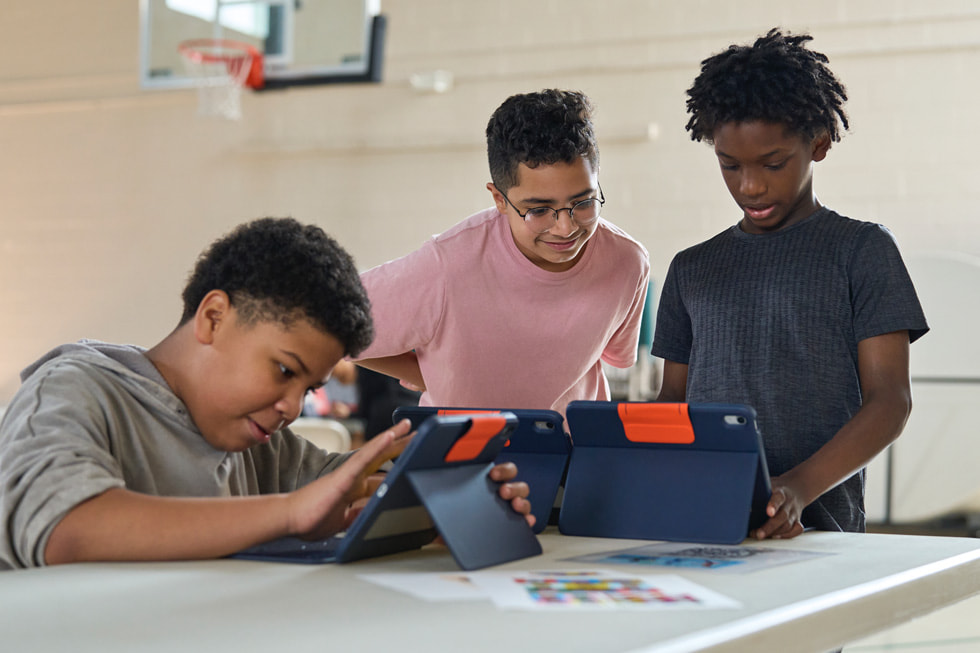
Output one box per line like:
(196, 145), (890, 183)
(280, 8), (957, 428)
(499, 185), (605, 234)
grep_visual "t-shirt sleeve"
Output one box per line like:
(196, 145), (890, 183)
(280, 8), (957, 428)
(650, 256), (694, 364)
(601, 252), (651, 368)
(0, 363), (126, 569)
(354, 240), (447, 360)
(849, 225), (929, 344)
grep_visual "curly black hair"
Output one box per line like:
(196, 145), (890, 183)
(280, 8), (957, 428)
(685, 28), (849, 144)
(486, 89), (599, 193)
(180, 217), (374, 356)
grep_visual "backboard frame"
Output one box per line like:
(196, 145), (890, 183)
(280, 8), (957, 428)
(139, 0), (385, 91)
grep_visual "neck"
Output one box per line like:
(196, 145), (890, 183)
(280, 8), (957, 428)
(144, 327), (191, 402)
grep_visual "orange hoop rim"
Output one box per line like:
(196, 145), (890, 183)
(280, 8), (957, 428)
(178, 38), (264, 90)
(177, 38), (261, 64)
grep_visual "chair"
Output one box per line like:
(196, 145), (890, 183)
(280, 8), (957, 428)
(289, 417), (353, 453)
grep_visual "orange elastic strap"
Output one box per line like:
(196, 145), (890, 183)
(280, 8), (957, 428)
(618, 403), (695, 444)
(438, 410), (510, 448)
(444, 415), (507, 462)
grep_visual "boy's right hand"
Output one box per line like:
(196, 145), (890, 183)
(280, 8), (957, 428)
(286, 419), (413, 540)
(752, 478), (806, 540)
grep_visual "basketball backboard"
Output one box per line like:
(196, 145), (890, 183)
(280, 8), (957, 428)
(140, 0), (385, 90)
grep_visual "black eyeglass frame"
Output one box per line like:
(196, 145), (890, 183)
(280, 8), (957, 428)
(498, 185), (605, 234)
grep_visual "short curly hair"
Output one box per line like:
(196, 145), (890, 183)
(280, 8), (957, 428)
(486, 89), (599, 193)
(685, 28), (848, 144)
(180, 217), (374, 356)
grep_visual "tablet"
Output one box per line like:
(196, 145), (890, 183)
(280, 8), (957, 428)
(559, 401), (772, 544)
(232, 413), (542, 570)
(392, 406), (570, 533)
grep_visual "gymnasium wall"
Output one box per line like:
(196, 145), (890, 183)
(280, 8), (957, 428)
(2, 1), (979, 407)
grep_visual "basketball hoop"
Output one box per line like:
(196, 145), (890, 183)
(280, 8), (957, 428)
(178, 39), (264, 120)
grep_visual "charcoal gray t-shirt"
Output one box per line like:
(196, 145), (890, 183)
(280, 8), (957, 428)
(652, 207), (928, 532)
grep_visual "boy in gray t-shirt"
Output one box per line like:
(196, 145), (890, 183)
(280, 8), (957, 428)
(0, 218), (533, 569)
(653, 29), (928, 536)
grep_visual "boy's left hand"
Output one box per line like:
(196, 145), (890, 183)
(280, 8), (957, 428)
(489, 462), (535, 529)
(752, 477), (806, 540)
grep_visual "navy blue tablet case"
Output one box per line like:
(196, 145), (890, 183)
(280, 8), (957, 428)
(559, 401), (772, 545)
(392, 407), (570, 534)
(232, 413), (542, 570)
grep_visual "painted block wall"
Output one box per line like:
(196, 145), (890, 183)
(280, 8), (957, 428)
(2, 0), (978, 520)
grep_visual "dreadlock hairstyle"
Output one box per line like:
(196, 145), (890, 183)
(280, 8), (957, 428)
(685, 28), (849, 144)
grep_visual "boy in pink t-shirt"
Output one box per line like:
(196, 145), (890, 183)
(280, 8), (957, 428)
(354, 90), (650, 416)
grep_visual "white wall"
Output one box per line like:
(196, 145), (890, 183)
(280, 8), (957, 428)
(2, 0), (980, 405)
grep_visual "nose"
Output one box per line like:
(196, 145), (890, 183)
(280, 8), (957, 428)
(739, 169), (766, 199)
(274, 389), (306, 426)
(549, 208), (578, 237)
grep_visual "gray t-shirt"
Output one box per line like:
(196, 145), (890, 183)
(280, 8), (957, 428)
(0, 340), (351, 569)
(652, 208), (928, 532)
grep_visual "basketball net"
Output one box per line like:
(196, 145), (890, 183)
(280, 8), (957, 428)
(178, 39), (264, 120)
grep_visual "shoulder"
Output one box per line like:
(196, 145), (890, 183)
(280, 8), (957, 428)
(31, 342), (162, 394)
(20, 344), (128, 391)
(669, 227), (734, 268)
(11, 341), (181, 431)
(425, 208), (516, 274)
(812, 208), (904, 257)
(3, 346), (142, 453)
(811, 208), (888, 240)
(591, 221), (650, 283)
(432, 207), (502, 244)
(364, 208), (503, 279)
(594, 219), (649, 261)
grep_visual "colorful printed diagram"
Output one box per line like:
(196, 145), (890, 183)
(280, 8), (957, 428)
(519, 576), (701, 606)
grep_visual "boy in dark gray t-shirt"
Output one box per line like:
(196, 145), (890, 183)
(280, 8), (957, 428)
(653, 29), (928, 537)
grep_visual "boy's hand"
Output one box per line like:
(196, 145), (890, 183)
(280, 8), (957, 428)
(286, 420), (413, 540)
(752, 476), (806, 540)
(489, 462), (535, 529)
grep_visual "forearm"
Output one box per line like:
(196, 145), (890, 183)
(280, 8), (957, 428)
(655, 360), (689, 402)
(45, 488), (292, 565)
(780, 390), (911, 507)
(781, 331), (913, 507)
(355, 352), (425, 389)
(45, 425), (415, 566)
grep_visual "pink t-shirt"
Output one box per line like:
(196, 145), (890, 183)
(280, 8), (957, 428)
(357, 208), (650, 416)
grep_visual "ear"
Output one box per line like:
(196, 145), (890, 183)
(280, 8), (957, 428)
(192, 290), (231, 345)
(487, 182), (509, 214)
(811, 132), (832, 163)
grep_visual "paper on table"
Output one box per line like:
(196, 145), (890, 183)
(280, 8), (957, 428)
(565, 542), (831, 573)
(466, 570), (741, 611)
(358, 572), (486, 601)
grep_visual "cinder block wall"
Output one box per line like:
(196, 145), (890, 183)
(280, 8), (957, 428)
(2, 1), (978, 416)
